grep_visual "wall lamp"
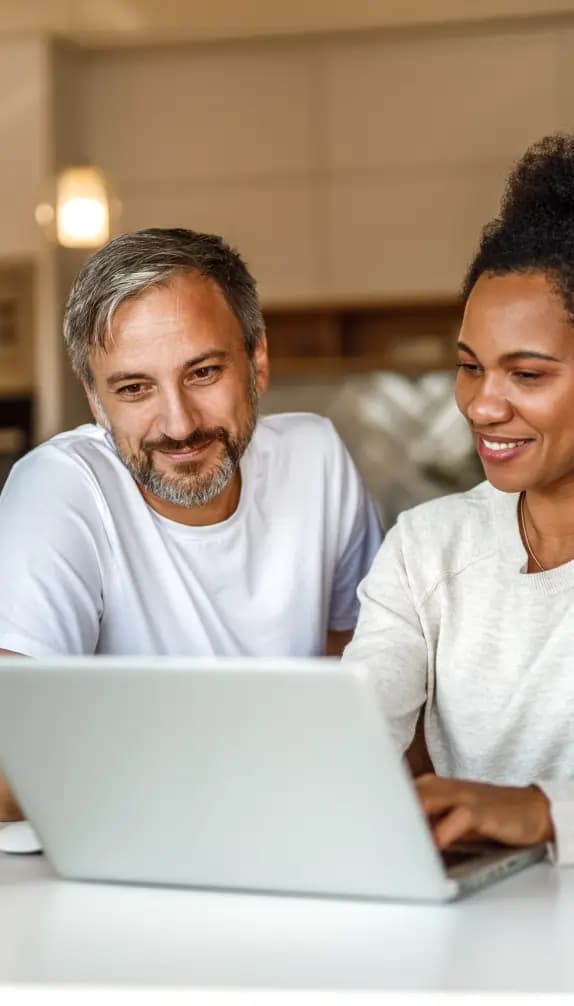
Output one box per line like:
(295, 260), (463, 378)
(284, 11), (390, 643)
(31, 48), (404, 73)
(35, 165), (117, 249)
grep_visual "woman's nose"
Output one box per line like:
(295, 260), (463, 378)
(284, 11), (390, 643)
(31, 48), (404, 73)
(464, 378), (514, 427)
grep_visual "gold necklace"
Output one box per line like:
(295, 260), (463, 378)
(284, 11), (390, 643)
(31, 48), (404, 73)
(518, 491), (546, 573)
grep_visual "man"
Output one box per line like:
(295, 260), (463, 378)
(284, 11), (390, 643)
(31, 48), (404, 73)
(0, 228), (381, 817)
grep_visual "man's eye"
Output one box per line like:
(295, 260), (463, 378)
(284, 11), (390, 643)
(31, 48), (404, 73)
(117, 384), (145, 396)
(192, 366), (220, 381)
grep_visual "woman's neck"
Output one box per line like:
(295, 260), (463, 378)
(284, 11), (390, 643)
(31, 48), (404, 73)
(521, 484), (574, 571)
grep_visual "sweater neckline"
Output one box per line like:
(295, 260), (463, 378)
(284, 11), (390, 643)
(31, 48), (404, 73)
(492, 486), (574, 593)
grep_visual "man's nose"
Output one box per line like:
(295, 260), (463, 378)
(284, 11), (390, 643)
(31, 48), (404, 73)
(159, 388), (201, 440)
(464, 376), (514, 427)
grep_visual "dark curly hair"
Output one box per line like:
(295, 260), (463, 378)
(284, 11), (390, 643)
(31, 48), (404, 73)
(463, 133), (574, 320)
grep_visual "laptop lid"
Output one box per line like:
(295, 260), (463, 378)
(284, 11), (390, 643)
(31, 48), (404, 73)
(0, 657), (454, 901)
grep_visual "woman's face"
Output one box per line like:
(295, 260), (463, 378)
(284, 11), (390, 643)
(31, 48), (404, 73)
(455, 271), (574, 495)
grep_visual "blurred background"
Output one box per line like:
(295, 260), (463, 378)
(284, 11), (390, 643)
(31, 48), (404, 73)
(1, 0), (574, 522)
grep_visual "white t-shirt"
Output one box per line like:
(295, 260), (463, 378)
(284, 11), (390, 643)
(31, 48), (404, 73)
(342, 480), (574, 865)
(0, 413), (381, 658)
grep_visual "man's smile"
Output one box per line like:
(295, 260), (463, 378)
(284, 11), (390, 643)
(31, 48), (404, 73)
(156, 439), (215, 462)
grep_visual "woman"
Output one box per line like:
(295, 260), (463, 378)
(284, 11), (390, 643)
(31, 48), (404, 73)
(342, 133), (574, 864)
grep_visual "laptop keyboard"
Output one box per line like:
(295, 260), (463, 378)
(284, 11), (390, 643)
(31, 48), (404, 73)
(440, 843), (500, 869)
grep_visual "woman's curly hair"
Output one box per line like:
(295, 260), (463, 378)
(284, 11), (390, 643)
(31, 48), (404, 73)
(463, 133), (574, 319)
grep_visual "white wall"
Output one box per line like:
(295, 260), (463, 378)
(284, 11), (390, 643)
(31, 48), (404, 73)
(79, 20), (574, 305)
(0, 37), (49, 259)
(2, 21), (574, 435)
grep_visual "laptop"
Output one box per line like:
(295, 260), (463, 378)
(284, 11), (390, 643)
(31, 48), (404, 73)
(0, 657), (546, 901)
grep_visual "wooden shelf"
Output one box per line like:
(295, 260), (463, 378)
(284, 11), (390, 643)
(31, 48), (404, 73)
(263, 298), (462, 377)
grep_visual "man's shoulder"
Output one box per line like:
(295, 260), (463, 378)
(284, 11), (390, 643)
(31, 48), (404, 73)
(255, 412), (343, 459)
(5, 424), (118, 497)
(257, 411), (338, 441)
(253, 412), (352, 482)
(18, 423), (111, 468)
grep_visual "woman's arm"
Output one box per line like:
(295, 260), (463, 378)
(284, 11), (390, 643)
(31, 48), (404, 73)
(342, 524), (429, 756)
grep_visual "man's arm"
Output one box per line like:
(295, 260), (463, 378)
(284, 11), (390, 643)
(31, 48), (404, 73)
(0, 774), (22, 821)
(0, 447), (104, 657)
(0, 649), (24, 820)
(325, 629), (354, 657)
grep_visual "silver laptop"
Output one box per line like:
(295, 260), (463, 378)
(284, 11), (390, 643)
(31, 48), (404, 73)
(0, 657), (546, 901)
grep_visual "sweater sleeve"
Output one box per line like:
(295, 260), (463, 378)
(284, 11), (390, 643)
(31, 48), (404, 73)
(534, 779), (574, 866)
(341, 523), (428, 754)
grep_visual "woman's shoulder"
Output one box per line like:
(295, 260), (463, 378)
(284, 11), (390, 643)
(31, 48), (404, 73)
(392, 481), (501, 585)
(397, 481), (495, 532)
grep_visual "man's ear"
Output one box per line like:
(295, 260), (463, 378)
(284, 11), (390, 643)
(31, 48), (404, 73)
(253, 331), (270, 396)
(83, 381), (109, 429)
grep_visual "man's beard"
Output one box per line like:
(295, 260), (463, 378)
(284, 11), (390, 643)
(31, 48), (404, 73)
(110, 387), (258, 510)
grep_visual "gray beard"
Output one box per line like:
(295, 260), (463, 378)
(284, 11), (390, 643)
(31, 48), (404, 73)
(127, 441), (243, 509)
(112, 409), (258, 510)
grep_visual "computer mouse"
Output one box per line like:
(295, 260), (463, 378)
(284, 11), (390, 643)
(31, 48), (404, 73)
(0, 821), (42, 854)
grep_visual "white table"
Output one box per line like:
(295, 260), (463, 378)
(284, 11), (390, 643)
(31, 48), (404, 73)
(0, 853), (573, 996)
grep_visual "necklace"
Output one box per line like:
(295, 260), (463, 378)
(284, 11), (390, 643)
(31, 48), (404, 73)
(518, 491), (546, 573)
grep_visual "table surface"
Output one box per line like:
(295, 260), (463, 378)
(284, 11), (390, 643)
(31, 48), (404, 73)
(1, 854), (574, 993)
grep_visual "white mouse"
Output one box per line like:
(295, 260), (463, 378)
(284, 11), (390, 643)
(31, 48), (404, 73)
(0, 821), (42, 854)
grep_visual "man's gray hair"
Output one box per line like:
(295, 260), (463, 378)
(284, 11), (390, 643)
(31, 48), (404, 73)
(63, 227), (265, 385)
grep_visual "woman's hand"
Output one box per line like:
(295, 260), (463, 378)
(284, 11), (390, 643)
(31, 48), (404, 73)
(415, 774), (554, 849)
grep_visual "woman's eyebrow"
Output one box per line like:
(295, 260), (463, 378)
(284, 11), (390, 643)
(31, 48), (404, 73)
(499, 349), (561, 363)
(456, 341), (561, 363)
(456, 341), (477, 358)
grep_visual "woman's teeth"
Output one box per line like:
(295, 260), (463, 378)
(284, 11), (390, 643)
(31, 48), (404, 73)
(482, 438), (526, 451)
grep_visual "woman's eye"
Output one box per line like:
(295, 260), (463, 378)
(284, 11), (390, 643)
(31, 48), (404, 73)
(456, 362), (480, 374)
(514, 371), (542, 381)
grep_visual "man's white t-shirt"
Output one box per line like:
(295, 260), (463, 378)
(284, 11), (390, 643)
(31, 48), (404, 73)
(0, 413), (381, 658)
(342, 480), (574, 864)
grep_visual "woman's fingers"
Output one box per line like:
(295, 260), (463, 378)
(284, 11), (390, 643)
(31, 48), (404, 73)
(413, 775), (554, 848)
(431, 805), (477, 849)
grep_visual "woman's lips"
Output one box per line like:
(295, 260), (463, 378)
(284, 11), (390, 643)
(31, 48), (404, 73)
(476, 435), (533, 463)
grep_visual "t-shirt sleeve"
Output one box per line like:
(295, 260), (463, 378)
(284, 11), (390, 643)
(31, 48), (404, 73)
(327, 434), (382, 632)
(341, 523), (428, 753)
(0, 448), (106, 656)
(533, 779), (574, 866)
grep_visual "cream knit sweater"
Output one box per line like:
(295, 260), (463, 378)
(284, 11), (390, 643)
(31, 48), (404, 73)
(342, 480), (574, 864)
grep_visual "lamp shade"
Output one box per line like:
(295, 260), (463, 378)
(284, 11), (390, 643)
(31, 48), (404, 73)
(35, 165), (114, 249)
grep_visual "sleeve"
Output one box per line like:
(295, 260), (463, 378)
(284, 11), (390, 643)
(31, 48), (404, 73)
(341, 523), (429, 754)
(0, 448), (106, 656)
(327, 435), (383, 632)
(533, 779), (574, 867)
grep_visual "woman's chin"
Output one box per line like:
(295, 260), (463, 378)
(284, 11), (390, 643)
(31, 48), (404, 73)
(482, 468), (528, 494)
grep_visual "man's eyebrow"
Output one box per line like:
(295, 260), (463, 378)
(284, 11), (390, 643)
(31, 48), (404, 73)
(106, 350), (230, 387)
(456, 341), (561, 364)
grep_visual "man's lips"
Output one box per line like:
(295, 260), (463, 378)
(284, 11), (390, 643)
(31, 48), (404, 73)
(155, 439), (215, 460)
(474, 433), (534, 463)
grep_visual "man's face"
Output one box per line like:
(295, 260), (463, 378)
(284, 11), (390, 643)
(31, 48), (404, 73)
(86, 271), (268, 524)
